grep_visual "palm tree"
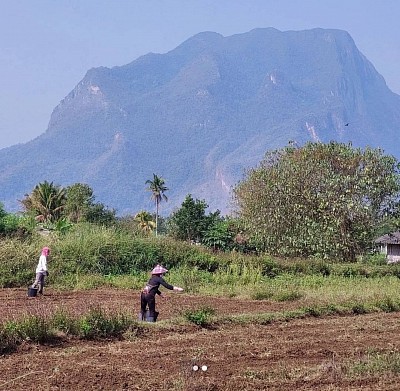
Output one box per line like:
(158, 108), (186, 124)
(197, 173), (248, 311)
(134, 210), (156, 235)
(145, 174), (168, 236)
(20, 181), (66, 223)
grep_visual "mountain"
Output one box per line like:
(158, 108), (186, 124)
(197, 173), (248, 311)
(1, 28), (400, 215)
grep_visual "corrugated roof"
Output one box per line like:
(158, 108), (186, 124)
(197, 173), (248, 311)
(375, 231), (400, 244)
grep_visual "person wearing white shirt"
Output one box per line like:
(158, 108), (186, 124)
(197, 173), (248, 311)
(31, 246), (50, 294)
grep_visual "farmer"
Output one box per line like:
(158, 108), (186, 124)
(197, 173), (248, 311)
(31, 246), (50, 295)
(140, 264), (183, 322)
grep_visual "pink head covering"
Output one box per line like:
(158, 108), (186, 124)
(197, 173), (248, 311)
(41, 247), (50, 256)
(151, 264), (168, 275)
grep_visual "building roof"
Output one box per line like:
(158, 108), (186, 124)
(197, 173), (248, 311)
(375, 231), (400, 244)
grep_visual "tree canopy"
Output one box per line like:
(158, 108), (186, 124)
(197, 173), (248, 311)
(134, 210), (156, 235)
(167, 194), (220, 242)
(20, 180), (66, 223)
(233, 142), (400, 260)
(64, 183), (95, 223)
(20, 181), (115, 227)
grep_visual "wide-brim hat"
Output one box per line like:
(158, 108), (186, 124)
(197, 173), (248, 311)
(151, 265), (168, 275)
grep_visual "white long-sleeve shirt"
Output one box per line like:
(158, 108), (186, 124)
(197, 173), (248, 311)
(35, 254), (48, 273)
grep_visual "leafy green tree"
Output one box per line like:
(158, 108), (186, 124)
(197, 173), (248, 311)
(20, 180), (66, 223)
(168, 194), (220, 242)
(233, 142), (400, 260)
(65, 183), (116, 225)
(64, 183), (95, 223)
(202, 219), (234, 251)
(145, 173), (168, 236)
(202, 217), (254, 252)
(85, 202), (116, 226)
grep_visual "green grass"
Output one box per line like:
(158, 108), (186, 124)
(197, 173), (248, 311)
(175, 271), (400, 305)
(0, 306), (144, 353)
(345, 349), (400, 376)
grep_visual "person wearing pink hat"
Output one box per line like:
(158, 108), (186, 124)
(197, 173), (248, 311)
(31, 246), (50, 295)
(139, 264), (183, 322)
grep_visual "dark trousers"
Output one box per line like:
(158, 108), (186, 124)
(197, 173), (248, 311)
(32, 272), (45, 293)
(140, 292), (156, 317)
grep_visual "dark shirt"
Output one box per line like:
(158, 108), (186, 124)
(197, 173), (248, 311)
(145, 275), (174, 297)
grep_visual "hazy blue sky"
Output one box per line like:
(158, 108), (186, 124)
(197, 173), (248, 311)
(1, 0), (399, 149)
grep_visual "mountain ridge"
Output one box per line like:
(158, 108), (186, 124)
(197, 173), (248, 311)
(1, 28), (399, 215)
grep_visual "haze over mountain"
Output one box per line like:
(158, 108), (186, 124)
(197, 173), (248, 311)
(1, 28), (400, 215)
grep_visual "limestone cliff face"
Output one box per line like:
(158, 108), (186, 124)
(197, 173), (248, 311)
(1, 28), (399, 215)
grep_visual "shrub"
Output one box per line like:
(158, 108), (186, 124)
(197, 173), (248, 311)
(274, 290), (302, 302)
(374, 296), (400, 312)
(262, 258), (282, 277)
(303, 306), (322, 317)
(351, 303), (368, 315)
(78, 306), (133, 339)
(0, 323), (20, 354)
(251, 289), (274, 301)
(16, 315), (54, 343)
(51, 309), (78, 335)
(183, 306), (215, 327)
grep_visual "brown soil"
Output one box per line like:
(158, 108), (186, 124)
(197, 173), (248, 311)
(0, 288), (399, 390)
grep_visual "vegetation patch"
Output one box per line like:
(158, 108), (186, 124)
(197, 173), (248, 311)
(345, 349), (400, 376)
(183, 306), (216, 327)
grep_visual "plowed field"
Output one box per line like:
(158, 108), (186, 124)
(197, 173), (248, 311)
(0, 288), (399, 390)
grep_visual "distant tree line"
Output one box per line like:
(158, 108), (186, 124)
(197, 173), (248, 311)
(19, 181), (116, 226)
(1, 142), (400, 260)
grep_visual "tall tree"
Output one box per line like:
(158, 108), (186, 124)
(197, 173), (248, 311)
(167, 194), (220, 242)
(65, 183), (94, 223)
(234, 142), (400, 260)
(145, 174), (168, 236)
(85, 203), (116, 226)
(65, 183), (116, 225)
(20, 181), (66, 223)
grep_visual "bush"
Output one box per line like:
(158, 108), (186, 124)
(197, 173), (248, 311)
(374, 296), (400, 312)
(262, 258), (282, 277)
(251, 289), (275, 300)
(183, 306), (215, 327)
(16, 315), (54, 343)
(51, 309), (79, 335)
(78, 306), (133, 339)
(0, 323), (20, 354)
(0, 239), (46, 287)
(274, 290), (302, 302)
(358, 253), (388, 265)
